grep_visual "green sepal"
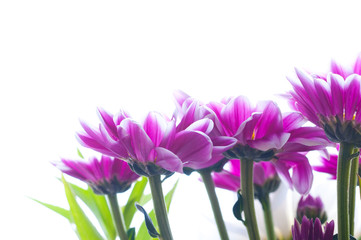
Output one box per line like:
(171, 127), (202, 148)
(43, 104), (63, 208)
(135, 203), (160, 238)
(233, 190), (246, 225)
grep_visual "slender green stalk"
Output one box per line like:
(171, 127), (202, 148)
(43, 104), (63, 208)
(200, 170), (229, 240)
(349, 148), (359, 235)
(149, 175), (173, 240)
(240, 158), (260, 240)
(260, 193), (276, 240)
(107, 194), (128, 240)
(337, 142), (354, 240)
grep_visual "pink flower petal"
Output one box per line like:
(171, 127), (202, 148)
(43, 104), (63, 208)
(121, 119), (155, 162)
(154, 147), (183, 173)
(172, 130), (213, 167)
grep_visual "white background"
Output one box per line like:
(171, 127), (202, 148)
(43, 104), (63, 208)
(1, 1), (361, 239)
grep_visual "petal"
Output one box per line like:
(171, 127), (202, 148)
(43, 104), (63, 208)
(331, 60), (348, 78)
(143, 112), (167, 147)
(185, 118), (214, 135)
(344, 74), (361, 120)
(154, 147), (183, 173)
(314, 78), (332, 116)
(295, 68), (321, 111)
(323, 220), (334, 239)
(313, 218), (323, 239)
(234, 112), (262, 144)
(248, 132), (290, 151)
(212, 171), (240, 192)
(212, 136), (237, 155)
(97, 108), (118, 140)
(282, 112), (306, 132)
(254, 101), (283, 138)
(173, 90), (190, 111)
(329, 73), (344, 118)
(220, 96), (252, 136)
(281, 153), (313, 194)
(272, 159), (293, 189)
(172, 130), (213, 169)
(353, 55), (361, 75)
(121, 119), (155, 162)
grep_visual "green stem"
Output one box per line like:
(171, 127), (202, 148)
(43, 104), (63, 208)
(349, 148), (359, 235)
(149, 175), (173, 240)
(241, 158), (260, 240)
(260, 193), (276, 240)
(337, 142), (354, 240)
(200, 170), (229, 240)
(107, 194), (128, 240)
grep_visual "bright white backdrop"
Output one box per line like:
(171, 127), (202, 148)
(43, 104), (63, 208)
(1, 1), (361, 239)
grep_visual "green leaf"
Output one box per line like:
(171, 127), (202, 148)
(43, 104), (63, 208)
(123, 177), (148, 229)
(77, 148), (84, 159)
(30, 198), (72, 222)
(164, 180), (178, 212)
(138, 194), (152, 206)
(62, 175), (103, 240)
(136, 179), (179, 240)
(69, 182), (116, 240)
(127, 227), (136, 240)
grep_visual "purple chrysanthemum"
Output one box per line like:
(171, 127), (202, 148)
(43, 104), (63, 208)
(173, 90), (237, 172)
(314, 144), (361, 180)
(54, 155), (140, 194)
(212, 159), (280, 195)
(288, 67), (361, 147)
(207, 96), (330, 194)
(292, 216), (334, 240)
(296, 195), (327, 224)
(77, 108), (213, 176)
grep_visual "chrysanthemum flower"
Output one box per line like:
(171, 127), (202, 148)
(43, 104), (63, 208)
(208, 96), (330, 194)
(292, 216), (334, 240)
(172, 90), (237, 172)
(296, 195), (327, 224)
(289, 68), (361, 147)
(77, 108), (213, 177)
(314, 145), (361, 180)
(54, 155), (139, 195)
(212, 159), (280, 196)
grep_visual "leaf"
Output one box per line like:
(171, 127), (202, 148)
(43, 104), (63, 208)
(164, 180), (178, 212)
(61, 175), (103, 240)
(30, 198), (72, 222)
(123, 177), (148, 229)
(69, 183), (116, 240)
(127, 227), (136, 240)
(233, 190), (246, 225)
(138, 194), (152, 206)
(135, 203), (160, 238)
(77, 148), (84, 159)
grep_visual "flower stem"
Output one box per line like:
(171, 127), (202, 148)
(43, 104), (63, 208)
(149, 175), (173, 240)
(107, 194), (128, 240)
(337, 142), (354, 240)
(260, 193), (276, 240)
(200, 170), (229, 240)
(349, 148), (359, 235)
(241, 158), (260, 240)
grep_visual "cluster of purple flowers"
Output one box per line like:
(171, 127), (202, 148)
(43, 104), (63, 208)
(53, 56), (361, 240)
